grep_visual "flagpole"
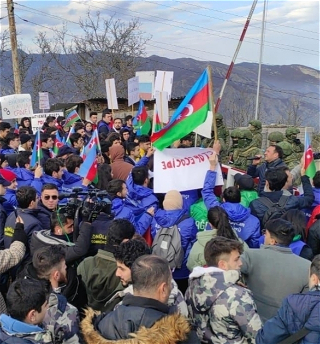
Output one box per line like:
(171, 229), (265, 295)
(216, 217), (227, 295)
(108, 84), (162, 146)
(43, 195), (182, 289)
(37, 128), (41, 166)
(207, 65), (218, 141)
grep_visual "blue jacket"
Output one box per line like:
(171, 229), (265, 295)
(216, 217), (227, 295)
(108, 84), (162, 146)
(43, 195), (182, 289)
(151, 208), (197, 280)
(247, 158), (286, 195)
(250, 175), (315, 226)
(0, 147), (16, 154)
(302, 188), (320, 222)
(0, 314), (51, 344)
(97, 121), (110, 134)
(202, 171), (261, 248)
(3, 189), (17, 215)
(37, 201), (53, 230)
(112, 197), (153, 236)
(32, 174), (64, 195)
(181, 189), (200, 213)
(62, 171), (87, 193)
(10, 167), (35, 188)
(256, 289), (320, 344)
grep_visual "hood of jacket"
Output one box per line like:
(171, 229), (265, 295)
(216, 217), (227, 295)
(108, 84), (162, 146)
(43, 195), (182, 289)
(222, 202), (251, 222)
(127, 185), (153, 201)
(12, 167), (34, 181)
(196, 229), (217, 247)
(111, 197), (125, 216)
(41, 174), (63, 188)
(187, 266), (240, 313)
(81, 307), (191, 344)
(154, 208), (187, 227)
(62, 170), (82, 186)
(110, 145), (125, 162)
(0, 314), (44, 335)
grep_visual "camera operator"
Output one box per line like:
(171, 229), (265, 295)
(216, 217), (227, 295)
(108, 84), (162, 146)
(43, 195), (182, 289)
(30, 210), (92, 265)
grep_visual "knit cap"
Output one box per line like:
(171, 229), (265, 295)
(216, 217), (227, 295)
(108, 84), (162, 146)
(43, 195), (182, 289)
(20, 134), (32, 145)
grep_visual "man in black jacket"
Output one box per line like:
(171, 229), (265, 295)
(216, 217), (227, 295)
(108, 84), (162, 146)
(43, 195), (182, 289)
(37, 184), (59, 229)
(81, 255), (199, 344)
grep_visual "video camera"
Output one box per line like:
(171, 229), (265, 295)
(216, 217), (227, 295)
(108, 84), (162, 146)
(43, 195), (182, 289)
(58, 187), (113, 225)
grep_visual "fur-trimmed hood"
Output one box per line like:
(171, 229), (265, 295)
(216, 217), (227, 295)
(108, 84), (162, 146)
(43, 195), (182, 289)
(81, 307), (191, 344)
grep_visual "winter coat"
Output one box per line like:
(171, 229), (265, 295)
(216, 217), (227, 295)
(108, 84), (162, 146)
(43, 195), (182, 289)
(97, 121), (110, 135)
(240, 245), (311, 323)
(4, 208), (42, 248)
(30, 222), (92, 265)
(81, 295), (199, 344)
(190, 199), (210, 232)
(247, 158), (286, 195)
(10, 167), (35, 188)
(123, 155), (136, 166)
(202, 171), (261, 248)
(0, 197), (7, 249)
(185, 266), (262, 344)
(302, 187), (320, 223)
(37, 201), (54, 230)
(110, 145), (133, 181)
(77, 247), (124, 312)
(249, 175), (314, 226)
(151, 208), (197, 280)
(256, 289), (320, 344)
(307, 219), (320, 256)
(0, 314), (54, 344)
(181, 189), (200, 213)
(112, 197), (153, 236)
(62, 171), (87, 194)
(0, 241), (25, 314)
(3, 188), (17, 215)
(240, 189), (258, 208)
(0, 147), (17, 154)
(105, 280), (188, 317)
(40, 148), (51, 166)
(41, 174), (64, 193)
(89, 213), (113, 256)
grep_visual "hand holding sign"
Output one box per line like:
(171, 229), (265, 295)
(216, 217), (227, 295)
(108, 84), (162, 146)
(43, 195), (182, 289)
(209, 152), (219, 171)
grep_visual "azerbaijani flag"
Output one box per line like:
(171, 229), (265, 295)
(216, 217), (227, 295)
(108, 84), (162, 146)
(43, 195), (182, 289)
(78, 142), (98, 183)
(14, 122), (19, 134)
(81, 129), (100, 159)
(152, 108), (162, 134)
(52, 133), (64, 156)
(64, 110), (80, 128)
(304, 133), (316, 178)
(133, 99), (151, 136)
(66, 126), (75, 146)
(30, 129), (42, 167)
(151, 69), (210, 150)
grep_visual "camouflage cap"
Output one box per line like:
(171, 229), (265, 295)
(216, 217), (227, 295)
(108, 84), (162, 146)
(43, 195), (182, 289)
(268, 131), (284, 143)
(231, 129), (241, 138)
(277, 141), (293, 156)
(238, 129), (253, 140)
(249, 120), (262, 129)
(285, 127), (298, 136)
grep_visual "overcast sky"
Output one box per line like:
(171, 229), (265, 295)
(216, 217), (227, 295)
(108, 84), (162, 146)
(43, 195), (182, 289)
(1, 0), (319, 70)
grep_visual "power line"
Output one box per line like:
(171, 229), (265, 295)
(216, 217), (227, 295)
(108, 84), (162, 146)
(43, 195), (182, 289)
(13, 14), (320, 101)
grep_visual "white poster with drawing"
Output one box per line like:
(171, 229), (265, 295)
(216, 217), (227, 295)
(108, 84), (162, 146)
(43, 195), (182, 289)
(0, 94), (33, 120)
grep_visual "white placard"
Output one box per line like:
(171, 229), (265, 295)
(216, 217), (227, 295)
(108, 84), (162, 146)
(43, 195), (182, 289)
(31, 112), (63, 132)
(155, 91), (169, 124)
(39, 92), (50, 110)
(154, 147), (224, 193)
(193, 111), (213, 138)
(135, 71), (155, 100)
(105, 79), (118, 110)
(0, 94), (33, 120)
(127, 76), (140, 106)
(154, 70), (174, 100)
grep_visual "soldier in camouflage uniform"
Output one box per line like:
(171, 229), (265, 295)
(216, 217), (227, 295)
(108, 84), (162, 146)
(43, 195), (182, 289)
(228, 128), (241, 165)
(185, 237), (262, 344)
(312, 133), (320, 153)
(202, 114), (229, 162)
(285, 127), (304, 160)
(268, 131), (284, 145)
(233, 129), (262, 171)
(248, 120), (262, 149)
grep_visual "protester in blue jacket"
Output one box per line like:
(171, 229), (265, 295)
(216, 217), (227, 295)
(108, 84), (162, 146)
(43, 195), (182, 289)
(151, 190), (197, 294)
(11, 151), (34, 188)
(256, 254), (320, 344)
(202, 153), (261, 248)
(61, 155), (88, 193)
(0, 133), (20, 154)
(97, 109), (112, 135)
(107, 179), (154, 236)
(1, 169), (18, 215)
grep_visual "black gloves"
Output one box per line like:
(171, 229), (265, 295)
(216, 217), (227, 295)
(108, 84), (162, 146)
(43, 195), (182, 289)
(11, 223), (28, 247)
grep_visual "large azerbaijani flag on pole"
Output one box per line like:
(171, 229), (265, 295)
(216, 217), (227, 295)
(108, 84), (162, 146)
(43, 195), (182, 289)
(304, 133), (316, 178)
(30, 129), (42, 167)
(151, 69), (210, 150)
(64, 110), (80, 128)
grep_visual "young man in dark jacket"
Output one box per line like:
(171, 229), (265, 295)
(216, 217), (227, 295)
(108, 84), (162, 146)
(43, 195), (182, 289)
(256, 254), (320, 343)
(81, 255), (199, 344)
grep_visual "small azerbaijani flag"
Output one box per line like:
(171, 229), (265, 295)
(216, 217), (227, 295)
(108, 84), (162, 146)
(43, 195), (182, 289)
(14, 122), (19, 134)
(132, 99), (151, 136)
(66, 126), (75, 146)
(304, 133), (316, 178)
(81, 129), (100, 159)
(152, 107), (162, 134)
(30, 129), (43, 167)
(64, 110), (80, 128)
(78, 141), (98, 183)
(52, 132), (64, 157)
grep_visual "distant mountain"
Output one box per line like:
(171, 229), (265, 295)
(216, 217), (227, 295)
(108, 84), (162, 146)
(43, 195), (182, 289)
(1, 51), (319, 128)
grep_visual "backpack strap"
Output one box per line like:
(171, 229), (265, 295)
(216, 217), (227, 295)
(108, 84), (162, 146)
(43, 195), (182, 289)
(278, 195), (289, 207)
(177, 214), (190, 225)
(277, 327), (310, 344)
(258, 197), (275, 209)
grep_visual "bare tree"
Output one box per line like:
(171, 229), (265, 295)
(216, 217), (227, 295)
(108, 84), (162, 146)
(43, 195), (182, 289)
(36, 11), (150, 100)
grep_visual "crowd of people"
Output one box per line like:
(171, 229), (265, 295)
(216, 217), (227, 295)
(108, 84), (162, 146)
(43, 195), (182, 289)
(0, 110), (319, 344)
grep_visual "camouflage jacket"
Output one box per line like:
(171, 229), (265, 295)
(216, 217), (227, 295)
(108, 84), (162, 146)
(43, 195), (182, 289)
(43, 293), (82, 344)
(105, 279), (188, 317)
(233, 147), (262, 171)
(185, 266), (262, 344)
(249, 132), (262, 149)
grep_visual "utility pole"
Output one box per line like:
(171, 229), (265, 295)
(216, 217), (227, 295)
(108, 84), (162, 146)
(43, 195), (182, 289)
(7, 0), (21, 94)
